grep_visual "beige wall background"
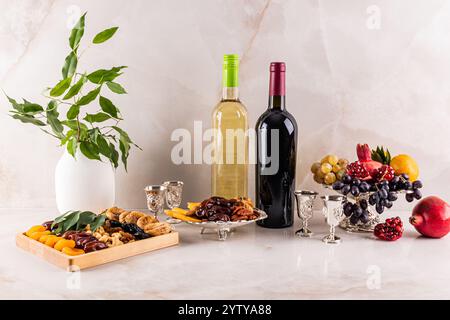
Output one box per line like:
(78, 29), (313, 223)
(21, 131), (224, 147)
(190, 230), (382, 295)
(1, 0), (449, 210)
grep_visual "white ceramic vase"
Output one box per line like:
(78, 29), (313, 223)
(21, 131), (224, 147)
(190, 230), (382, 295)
(55, 149), (115, 213)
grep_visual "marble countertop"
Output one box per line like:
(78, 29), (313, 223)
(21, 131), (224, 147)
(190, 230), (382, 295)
(1, 208), (449, 299)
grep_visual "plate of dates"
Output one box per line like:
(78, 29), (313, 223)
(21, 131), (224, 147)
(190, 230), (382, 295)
(165, 196), (267, 240)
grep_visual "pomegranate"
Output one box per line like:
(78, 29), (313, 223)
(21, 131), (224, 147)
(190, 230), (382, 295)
(410, 196), (450, 238)
(373, 165), (395, 182)
(374, 217), (403, 241)
(346, 161), (370, 180)
(347, 144), (382, 180)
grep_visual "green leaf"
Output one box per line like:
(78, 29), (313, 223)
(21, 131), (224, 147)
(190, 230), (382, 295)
(52, 211), (76, 229)
(112, 125), (142, 150)
(89, 214), (106, 232)
(39, 128), (59, 139)
(119, 137), (130, 171)
(89, 128), (100, 143)
(76, 212), (96, 230)
(107, 135), (117, 142)
(50, 77), (72, 97)
(99, 96), (118, 118)
(66, 104), (80, 120)
(92, 26), (118, 44)
(69, 13), (86, 50)
(63, 210), (81, 230)
(46, 100), (58, 114)
(22, 101), (44, 114)
(46, 100), (63, 135)
(80, 141), (101, 160)
(96, 135), (111, 158)
(87, 66), (127, 84)
(79, 130), (88, 141)
(106, 81), (126, 94)
(62, 120), (88, 131)
(109, 142), (119, 168)
(62, 120), (78, 130)
(11, 114), (46, 126)
(84, 112), (111, 123)
(62, 51), (78, 79)
(52, 210), (104, 234)
(77, 213), (95, 229)
(63, 75), (86, 100)
(53, 225), (63, 234)
(60, 129), (75, 146)
(76, 86), (100, 106)
(112, 126), (131, 142)
(67, 137), (77, 157)
(5, 94), (23, 112)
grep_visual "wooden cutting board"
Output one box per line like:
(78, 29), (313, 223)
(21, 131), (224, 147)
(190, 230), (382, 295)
(16, 231), (179, 271)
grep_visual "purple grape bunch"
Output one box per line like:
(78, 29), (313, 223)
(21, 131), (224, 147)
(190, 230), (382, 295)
(331, 173), (423, 224)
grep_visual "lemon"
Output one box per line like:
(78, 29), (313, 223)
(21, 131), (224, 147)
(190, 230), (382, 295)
(390, 154), (419, 181)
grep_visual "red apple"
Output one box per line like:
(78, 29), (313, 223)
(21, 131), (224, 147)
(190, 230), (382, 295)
(410, 196), (450, 238)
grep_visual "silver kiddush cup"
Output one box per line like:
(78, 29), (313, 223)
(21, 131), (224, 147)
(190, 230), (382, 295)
(294, 190), (318, 237)
(163, 181), (184, 224)
(144, 185), (167, 218)
(321, 195), (346, 244)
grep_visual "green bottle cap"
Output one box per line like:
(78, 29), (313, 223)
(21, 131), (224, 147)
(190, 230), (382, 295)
(222, 54), (239, 87)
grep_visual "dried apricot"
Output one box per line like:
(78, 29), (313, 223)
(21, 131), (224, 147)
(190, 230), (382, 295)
(187, 202), (200, 211)
(44, 236), (62, 248)
(62, 247), (85, 256)
(29, 231), (51, 240)
(54, 239), (75, 251)
(38, 234), (54, 243)
(25, 225), (46, 237)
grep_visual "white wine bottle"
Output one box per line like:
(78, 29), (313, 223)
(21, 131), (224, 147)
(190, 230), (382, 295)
(211, 54), (248, 199)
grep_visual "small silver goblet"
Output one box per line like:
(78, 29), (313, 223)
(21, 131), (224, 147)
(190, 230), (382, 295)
(144, 185), (167, 218)
(321, 195), (346, 244)
(294, 190), (318, 237)
(163, 181), (184, 224)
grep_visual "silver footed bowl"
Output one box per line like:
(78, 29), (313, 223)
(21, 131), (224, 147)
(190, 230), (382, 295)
(183, 208), (268, 241)
(322, 184), (413, 233)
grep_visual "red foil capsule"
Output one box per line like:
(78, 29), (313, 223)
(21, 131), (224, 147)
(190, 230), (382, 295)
(269, 62), (286, 96)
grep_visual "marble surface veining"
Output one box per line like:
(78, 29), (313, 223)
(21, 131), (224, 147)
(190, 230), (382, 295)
(0, 0), (450, 210)
(1, 208), (450, 299)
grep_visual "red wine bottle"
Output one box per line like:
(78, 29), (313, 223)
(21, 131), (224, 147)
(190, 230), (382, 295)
(256, 62), (297, 228)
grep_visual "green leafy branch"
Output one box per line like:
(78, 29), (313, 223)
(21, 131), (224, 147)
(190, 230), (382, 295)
(51, 210), (106, 234)
(5, 13), (140, 170)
